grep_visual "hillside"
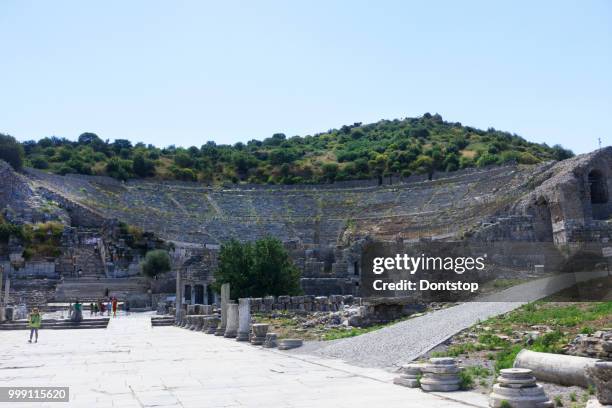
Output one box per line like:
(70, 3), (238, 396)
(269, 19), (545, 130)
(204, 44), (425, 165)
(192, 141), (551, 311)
(4, 113), (573, 184)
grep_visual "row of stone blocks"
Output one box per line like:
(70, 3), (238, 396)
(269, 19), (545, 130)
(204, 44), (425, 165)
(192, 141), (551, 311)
(244, 294), (359, 313)
(177, 294), (360, 315)
(175, 297), (303, 350)
(394, 358), (554, 408)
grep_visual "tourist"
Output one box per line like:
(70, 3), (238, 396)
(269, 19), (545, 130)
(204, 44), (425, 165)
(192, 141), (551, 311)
(106, 299), (112, 316)
(93, 301), (99, 316)
(27, 308), (41, 343)
(89, 302), (94, 316)
(71, 299), (83, 322)
(124, 299), (130, 315)
(99, 300), (105, 315)
(112, 297), (118, 317)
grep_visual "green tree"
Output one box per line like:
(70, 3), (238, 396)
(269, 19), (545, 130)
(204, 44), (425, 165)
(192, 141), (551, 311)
(140, 249), (171, 278)
(0, 133), (25, 170)
(213, 237), (301, 299)
(133, 152), (155, 177)
(412, 155), (435, 179)
(322, 162), (339, 183)
(369, 153), (388, 185)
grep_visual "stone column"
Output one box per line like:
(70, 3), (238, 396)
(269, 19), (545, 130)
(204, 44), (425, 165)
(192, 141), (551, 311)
(489, 368), (553, 408)
(3, 278), (9, 306)
(215, 283), (230, 336)
(224, 302), (239, 338)
(236, 298), (251, 341)
(175, 267), (182, 322)
(420, 357), (461, 392)
(251, 324), (269, 345)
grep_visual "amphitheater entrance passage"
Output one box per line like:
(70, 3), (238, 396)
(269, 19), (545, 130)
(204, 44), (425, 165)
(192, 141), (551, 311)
(194, 284), (204, 304)
(533, 199), (553, 241)
(589, 170), (610, 219)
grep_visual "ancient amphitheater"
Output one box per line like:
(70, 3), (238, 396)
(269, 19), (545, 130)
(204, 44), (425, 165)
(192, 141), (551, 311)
(2, 148), (612, 305)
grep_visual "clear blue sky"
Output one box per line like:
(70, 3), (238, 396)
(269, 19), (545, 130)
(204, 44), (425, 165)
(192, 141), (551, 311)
(1, 1), (610, 154)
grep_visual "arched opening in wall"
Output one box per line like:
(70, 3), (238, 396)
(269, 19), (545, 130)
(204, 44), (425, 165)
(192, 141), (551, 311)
(588, 170), (610, 220)
(533, 198), (553, 241)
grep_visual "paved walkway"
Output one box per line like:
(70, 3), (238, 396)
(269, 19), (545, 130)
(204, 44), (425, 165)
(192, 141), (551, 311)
(0, 313), (484, 408)
(302, 272), (608, 369)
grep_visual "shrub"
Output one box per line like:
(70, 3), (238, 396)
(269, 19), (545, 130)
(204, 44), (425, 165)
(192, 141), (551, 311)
(0, 133), (25, 170)
(459, 370), (474, 390)
(140, 250), (171, 278)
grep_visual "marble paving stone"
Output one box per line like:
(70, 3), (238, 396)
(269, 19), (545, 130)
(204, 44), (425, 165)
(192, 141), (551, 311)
(0, 312), (485, 408)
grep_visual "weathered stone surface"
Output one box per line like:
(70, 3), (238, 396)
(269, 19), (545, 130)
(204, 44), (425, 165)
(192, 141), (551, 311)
(420, 357), (460, 392)
(514, 349), (599, 388)
(215, 283), (229, 336)
(393, 363), (422, 388)
(278, 338), (303, 350)
(251, 323), (269, 345)
(224, 302), (239, 338)
(489, 368), (553, 408)
(263, 333), (278, 348)
(586, 361), (612, 405)
(205, 316), (220, 334)
(236, 298), (251, 341)
(568, 330), (612, 360)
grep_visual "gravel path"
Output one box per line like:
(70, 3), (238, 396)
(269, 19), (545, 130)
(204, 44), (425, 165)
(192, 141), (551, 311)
(298, 271), (607, 370)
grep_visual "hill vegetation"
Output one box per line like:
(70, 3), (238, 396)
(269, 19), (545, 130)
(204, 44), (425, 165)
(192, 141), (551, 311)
(2, 113), (573, 184)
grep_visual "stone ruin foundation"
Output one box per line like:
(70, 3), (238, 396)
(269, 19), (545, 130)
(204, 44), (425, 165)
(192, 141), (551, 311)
(420, 357), (461, 392)
(489, 368), (553, 408)
(263, 333), (278, 348)
(277, 339), (303, 350)
(393, 363), (422, 388)
(251, 324), (269, 345)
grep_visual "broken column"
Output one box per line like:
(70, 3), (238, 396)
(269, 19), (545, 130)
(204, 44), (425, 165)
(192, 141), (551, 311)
(264, 333), (278, 348)
(236, 298), (251, 341)
(224, 302), (239, 338)
(585, 361), (612, 408)
(205, 316), (220, 334)
(489, 368), (553, 408)
(514, 349), (599, 388)
(215, 283), (230, 336)
(278, 339), (303, 350)
(393, 363), (422, 388)
(251, 324), (269, 345)
(420, 357), (461, 392)
(194, 315), (204, 331)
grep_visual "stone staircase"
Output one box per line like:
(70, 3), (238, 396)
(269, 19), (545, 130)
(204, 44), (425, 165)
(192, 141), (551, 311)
(151, 316), (174, 327)
(53, 277), (150, 303)
(0, 318), (109, 330)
